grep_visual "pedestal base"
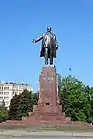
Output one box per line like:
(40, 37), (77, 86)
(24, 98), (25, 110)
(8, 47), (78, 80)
(25, 66), (71, 123)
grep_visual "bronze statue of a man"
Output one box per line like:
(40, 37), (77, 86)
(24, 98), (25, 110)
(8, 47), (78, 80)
(32, 26), (58, 65)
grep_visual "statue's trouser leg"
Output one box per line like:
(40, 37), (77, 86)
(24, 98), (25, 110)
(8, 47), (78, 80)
(50, 57), (53, 65)
(50, 49), (53, 65)
(45, 48), (48, 65)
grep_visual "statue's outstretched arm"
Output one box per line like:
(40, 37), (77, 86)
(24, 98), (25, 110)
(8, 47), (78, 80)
(32, 35), (43, 43)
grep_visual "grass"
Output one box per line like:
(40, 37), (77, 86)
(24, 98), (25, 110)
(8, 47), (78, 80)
(0, 124), (93, 132)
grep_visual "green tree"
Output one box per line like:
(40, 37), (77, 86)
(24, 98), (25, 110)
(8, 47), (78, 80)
(62, 88), (69, 115)
(0, 109), (8, 123)
(0, 99), (5, 110)
(88, 87), (93, 123)
(8, 94), (21, 120)
(33, 92), (39, 105)
(59, 75), (92, 122)
(17, 89), (33, 120)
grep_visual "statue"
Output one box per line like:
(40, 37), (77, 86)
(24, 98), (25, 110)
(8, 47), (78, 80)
(32, 26), (58, 65)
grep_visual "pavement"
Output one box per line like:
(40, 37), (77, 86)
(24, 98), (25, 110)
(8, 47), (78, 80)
(0, 131), (93, 139)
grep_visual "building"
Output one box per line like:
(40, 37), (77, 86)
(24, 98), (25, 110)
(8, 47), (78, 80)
(0, 82), (33, 109)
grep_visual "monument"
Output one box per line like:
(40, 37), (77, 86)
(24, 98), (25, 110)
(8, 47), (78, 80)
(25, 26), (71, 123)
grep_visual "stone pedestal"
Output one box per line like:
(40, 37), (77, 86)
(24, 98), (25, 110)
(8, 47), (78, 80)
(26, 65), (71, 122)
(35, 66), (61, 114)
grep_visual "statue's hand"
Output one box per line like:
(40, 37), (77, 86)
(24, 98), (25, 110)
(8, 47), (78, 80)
(32, 39), (35, 43)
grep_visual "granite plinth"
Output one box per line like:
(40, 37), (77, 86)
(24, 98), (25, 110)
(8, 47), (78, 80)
(25, 65), (71, 122)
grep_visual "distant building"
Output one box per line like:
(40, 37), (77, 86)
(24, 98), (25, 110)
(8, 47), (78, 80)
(0, 82), (33, 109)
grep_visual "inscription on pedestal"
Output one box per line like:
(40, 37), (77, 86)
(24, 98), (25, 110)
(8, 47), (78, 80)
(39, 66), (58, 107)
(43, 77), (54, 81)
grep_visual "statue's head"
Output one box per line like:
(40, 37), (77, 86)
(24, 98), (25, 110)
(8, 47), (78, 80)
(47, 26), (51, 32)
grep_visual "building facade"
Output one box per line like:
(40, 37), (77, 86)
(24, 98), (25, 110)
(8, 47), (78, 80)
(0, 82), (33, 109)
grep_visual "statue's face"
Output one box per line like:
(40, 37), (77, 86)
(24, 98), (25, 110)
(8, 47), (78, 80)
(47, 27), (51, 32)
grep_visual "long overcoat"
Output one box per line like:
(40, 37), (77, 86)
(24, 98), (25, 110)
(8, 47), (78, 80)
(40, 32), (58, 58)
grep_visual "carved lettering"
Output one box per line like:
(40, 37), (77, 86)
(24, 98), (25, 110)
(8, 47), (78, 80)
(43, 77), (54, 80)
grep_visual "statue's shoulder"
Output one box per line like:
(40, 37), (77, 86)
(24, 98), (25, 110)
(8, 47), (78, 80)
(51, 33), (56, 39)
(43, 32), (47, 36)
(50, 32), (55, 37)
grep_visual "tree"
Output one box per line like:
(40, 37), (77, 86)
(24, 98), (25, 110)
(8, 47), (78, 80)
(8, 94), (21, 120)
(88, 87), (93, 123)
(0, 109), (8, 123)
(33, 92), (39, 105)
(17, 89), (33, 120)
(62, 88), (69, 115)
(59, 75), (92, 122)
(0, 99), (5, 110)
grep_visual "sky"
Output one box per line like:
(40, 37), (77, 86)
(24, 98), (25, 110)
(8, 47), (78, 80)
(0, 0), (93, 91)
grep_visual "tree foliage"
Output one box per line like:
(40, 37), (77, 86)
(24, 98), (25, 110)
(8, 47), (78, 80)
(58, 74), (93, 123)
(8, 89), (39, 120)
(17, 89), (33, 120)
(33, 92), (39, 105)
(8, 94), (21, 120)
(0, 108), (8, 123)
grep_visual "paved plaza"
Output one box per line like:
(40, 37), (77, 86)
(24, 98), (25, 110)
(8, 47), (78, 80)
(0, 131), (93, 139)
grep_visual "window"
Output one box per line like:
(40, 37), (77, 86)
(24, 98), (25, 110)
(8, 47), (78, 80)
(4, 97), (9, 100)
(0, 87), (3, 90)
(13, 85), (18, 90)
(4, 92), (9, 95)
(4, 87), (9, 90)
(0, 92), (3, 95)
(0, 96), (3, 99)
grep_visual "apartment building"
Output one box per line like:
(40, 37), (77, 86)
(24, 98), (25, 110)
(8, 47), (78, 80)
(0, 82), (33, 109)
